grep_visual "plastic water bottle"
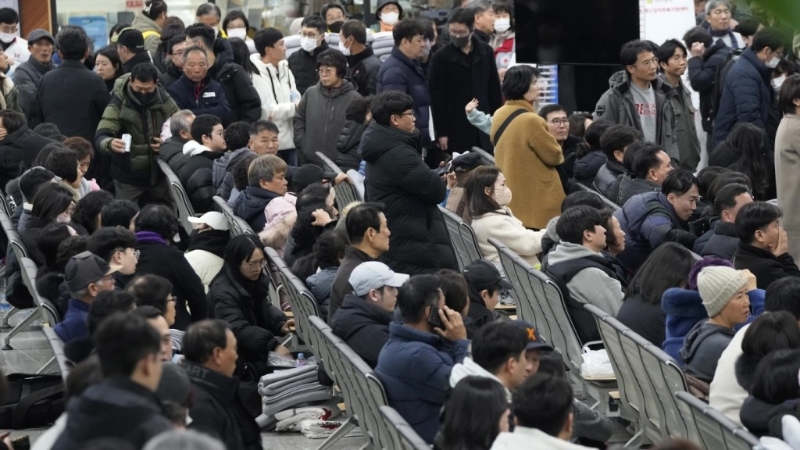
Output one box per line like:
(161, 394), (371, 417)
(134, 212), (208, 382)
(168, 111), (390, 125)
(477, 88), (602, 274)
(0, 293), (10, 319)
(296, 353), (307, 367)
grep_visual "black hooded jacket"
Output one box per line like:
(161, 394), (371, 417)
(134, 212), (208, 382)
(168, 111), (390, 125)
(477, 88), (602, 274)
(336, 120), (367, 171)
(233, 186), (282, 232)
(330, 293), (392, 368)
(208, 38), (261, 125)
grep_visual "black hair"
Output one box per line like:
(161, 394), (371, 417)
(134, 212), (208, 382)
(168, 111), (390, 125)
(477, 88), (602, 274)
(222, 10), (249, 33)
(184, 23), (216, 49)
(312, 230), (348, 270)
(397, 274), (441, 323)
(88, 291), (137, 334)
(32, 183), (73, 221)
(19, 167), (55, 203)
(88, 226), (137, 262)
(662, 169), (698, 196)
(598, 207), (620, 249)
(751, 349), (800, 404)
(696, 166), (726, 200)
(345, 97), (373, 123)
(735, 201), (782, 244)
(417, 17), (436, 42)
(134, 305), (164, 321)
(190, 114), (222, 144)
(56, 25), (89, 61)
(392, 19), (426, 47)
(143, 0), (167, 20)
(316, 49), (348, 78)
(250, 120), (279, 136)
(134, 204), (179, 240)
(300, 15), (327, 35)
(166, 33), (186, 56)
(223, 121), (251, 151)
(0, 8), (19, 24)
(34, 144), (63, 169)
(625, 242), (694, 305)
(556, 205), (603, 245)
(740, 312), (800, 388)
(683, 26), (713, 49)
(437, 269), (469, 314)
(223, 233), (263, 270)
(95, 46), (124, 80)
(734, 18), (761, 38)
(254, 27), (284, 57)
(751, 27), (786, 53)
(560, 191), (606, 213)
(183, 319), (232, 364)
(448, 7), (474, 29)
(625, 141), (664, 179)
(341, 20), (367, 45)
(101, 200), (140, 229)
(472, 321), (527, 374)
(536, 349), (567, 379)
(130, 62), (160, 83)
(713, 183), (751, 217)
(63, 136), (95, 162)
(0, 110), (25, 134)
(514, 373), (573, 435)
(465, 166), (502, 218)
(656, 39), (688, 71)
(707, 170), (752, 203)
(95, 312), (161, 377)
(371, 91), (414, 127)
(568, 112), (592, 140)
(501, 65), (540, 100)
(765, 277), (800, 319)
(45, 147), (79, 183)
(538, 104), (567, 121)
(779, 74), (800, 114)
(229, 37), (260, 76)
(620, 39), (656, 66)
(291, 184), (336, 272)
(56, 236), (88, 273)
(65, 356), (102, 400)
(320, 3), (347, 22)
(127, 274), (173, 315)
(724, 123), (770, 200)
(346, 202), (384, 244)
(72, 190), (115, 235)
(37, 223), (73, 273)
(442, 376), (509, 450)
(108, 23), (130, 42)
(32, 123), (62, 140)
(599, 125), (640, 161)
(232, 154), (257, 192)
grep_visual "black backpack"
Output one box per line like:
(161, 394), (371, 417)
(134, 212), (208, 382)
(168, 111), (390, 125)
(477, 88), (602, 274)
(710, 47), (744, 123)
(0, 374), (65, 429)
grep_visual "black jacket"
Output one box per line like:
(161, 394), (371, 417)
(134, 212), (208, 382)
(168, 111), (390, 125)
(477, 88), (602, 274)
(429, 37), (502, 153)
(330, 293), (392, 368)
(594, 159), (626, 198)
(465, 296), (502, 338)
(740, 396), (800, 438)
(377, 47), (432, 147)
(700, 221), (739, 260)
(21, 216), (50, 267)
(184, 361), (264, 450)
(361, 122), (455, 275)
(708, 140), (740, 168)
(615, 294), (665, 347)
(135, 239), (208, 330)
(209, 267), (288, 363)
(616, 175), (661, 206)
(733, 242), (800, 290)
(687, 40), (731, 132)
(288, 41), (330, 94)
(347, 46), (382, 97)
(233, 185), (282, 232)
(336, 119), (367, 171)
(0, 126), (53, 191)
(159, 136), (191, 175)
(36, 60), (109, 144)
(167, 74), (232, 124)
(329, 246), (376, 321)
(208, 39), (261, 125)
(52, 376), (172, 450)
(572, 149), (607, 187)
(177, 149), (225, 214)
(163, 60), (182, 87)
(122, 51), (158, 75)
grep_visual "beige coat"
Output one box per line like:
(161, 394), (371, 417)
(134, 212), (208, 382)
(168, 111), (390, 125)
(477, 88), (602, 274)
(491, 100), (564, 229)
(471, 207), (545, 267)
(775, 113), (800, 262)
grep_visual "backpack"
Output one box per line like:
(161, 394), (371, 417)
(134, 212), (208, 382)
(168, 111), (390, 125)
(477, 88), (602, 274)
(710, 47), (744, 123)
(0, 374), (65, 429)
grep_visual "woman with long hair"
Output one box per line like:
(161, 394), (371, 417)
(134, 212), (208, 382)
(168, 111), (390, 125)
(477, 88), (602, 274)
(441, 376), (510, 450)
(287, 183), (338, 271)
(709, 123), (773, 200)
(740, 349), (800, 437)
(23, 183), (75, 266)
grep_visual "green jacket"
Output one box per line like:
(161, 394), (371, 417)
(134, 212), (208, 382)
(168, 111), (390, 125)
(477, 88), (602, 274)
(95, 74), (179, 185)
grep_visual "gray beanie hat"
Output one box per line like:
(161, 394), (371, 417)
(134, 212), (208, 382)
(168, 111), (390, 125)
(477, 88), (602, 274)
(697, 266), (747, 317)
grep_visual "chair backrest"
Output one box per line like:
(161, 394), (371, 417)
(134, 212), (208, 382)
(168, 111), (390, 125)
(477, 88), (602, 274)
(438, 205), (475, 271)
(42, 326), (70, 379)
(0, 209), (26, 262)
(457, 221), (483, 263)
(20, 257), (61, 326)
(157, 160), (195, 235)
(674, 391), (754, 450)
(573, 180), (620, 210)
(273, 257), (319, 344)
(618, 329), (664, 435)
(706, 407), (760, 450)
(284, 34), (302, 58)
(371, 32), (394, 62)
(212, 195), (253, 236)
(469, 146), (495, 166)
(379, 405), (431, 450)
(316, 152), (362, 209)
(346, 169), (365, 200)
(530, 269), (584, 372)
(309, 315), (334, 377)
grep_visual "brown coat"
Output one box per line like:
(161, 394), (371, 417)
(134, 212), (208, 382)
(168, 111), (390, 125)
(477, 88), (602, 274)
(775, 113), (800, 262)
(491, 100), (565, 229)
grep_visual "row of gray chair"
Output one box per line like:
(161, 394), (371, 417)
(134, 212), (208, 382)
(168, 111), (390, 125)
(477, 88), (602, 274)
(317, 152), (363, 212)
(212, 195), (255, 237)
(157, 160), (197, 236)
(438, 205), (482, 272)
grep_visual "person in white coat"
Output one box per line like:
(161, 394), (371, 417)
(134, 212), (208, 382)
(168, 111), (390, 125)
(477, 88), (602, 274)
(251, 27), (300, 167)
(184, 211), (230, 292)
(0, 8), (29, 79)
(465, 166), (545, 267)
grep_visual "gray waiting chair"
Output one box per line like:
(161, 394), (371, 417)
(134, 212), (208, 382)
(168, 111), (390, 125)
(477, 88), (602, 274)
(157, 159), (195, 235)
(379, 405), (431, 450)
(316, 152), (362, 211)
(675, 391), (759, 450)
(438, 205), (482, 271)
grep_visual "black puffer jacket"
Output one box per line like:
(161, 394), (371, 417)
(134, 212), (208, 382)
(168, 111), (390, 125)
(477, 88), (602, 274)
(347, 46), (382, 97)
(361, 121), (455, 274)
(208, 267), (288, 363)
(572, 149), (607, 188)
(176, 146), (225, 214)
(288, 41), (330, 95)
(208, 38), (261, 125)
(330, 293), (392, 368)
(708, 140), (740, 168)
(159, 136), (191, 175)
(336, 119), (367, 171)
(233, 186), (282, 232)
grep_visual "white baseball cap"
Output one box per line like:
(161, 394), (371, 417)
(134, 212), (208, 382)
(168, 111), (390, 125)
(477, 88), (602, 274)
(187, 212), (229, 231)
(349, 261), (410, 296)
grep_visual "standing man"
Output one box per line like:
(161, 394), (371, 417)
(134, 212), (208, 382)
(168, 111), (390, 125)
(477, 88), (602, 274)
(288, 15), (330, 95)
(594, 40), (678, 163)
(340, 20), (382, 97)
(466, 0), (496, 44)
(657, 39), (702, 171)
(704, 0), (744, 49)
(114, 28), (155, 74)
(166, 46), (232, 123)
(0, 8), (29, 78)
(96, 63), (179, 206)
(429, 8), (502, 155)
(12, 29), (53, 87)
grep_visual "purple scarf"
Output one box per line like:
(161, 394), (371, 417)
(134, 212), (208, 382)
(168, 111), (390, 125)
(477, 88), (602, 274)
(135, 231), (168, 246)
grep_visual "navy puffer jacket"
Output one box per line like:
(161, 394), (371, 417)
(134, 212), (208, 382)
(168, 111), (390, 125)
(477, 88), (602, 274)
(377, 48), (432, 146)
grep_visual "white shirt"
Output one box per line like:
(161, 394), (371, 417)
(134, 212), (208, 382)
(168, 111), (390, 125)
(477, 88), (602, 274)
(5, 36), (30, 78)
(491, 427), (595, 450)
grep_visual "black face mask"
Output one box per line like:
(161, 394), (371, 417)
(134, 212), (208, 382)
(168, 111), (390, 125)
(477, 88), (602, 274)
(451, 34), (471, 49)
(328, 21), (344, 33)
(134, 90), (156, 105)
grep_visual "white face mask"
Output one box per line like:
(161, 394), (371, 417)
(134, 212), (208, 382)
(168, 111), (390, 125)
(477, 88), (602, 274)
(56, 213), (71, 224)
(0, 32), (15, 44)
(338, 40), (350, 56)
(493, 185), (513, 207)
(772, 75), (786, 91)
(301, 37), (318, 53)
(767, 56), (780, 68)
(227, 28), (247, 40)
(381, 12), (399, 26)
(494, 18), (511, 33)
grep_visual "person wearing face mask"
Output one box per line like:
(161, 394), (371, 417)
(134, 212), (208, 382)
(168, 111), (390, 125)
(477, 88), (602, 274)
(490, 3), (515, 75)
(96, 63), (179, 206)
(765, 59), (794, 147)
(0, 8), (30, 79)
(321, 2), (347, 33)
(223, 10), (257, 54)
(288, 15), (330, 95)
(131, 0), (168, 61)
(491, 65), (564, 230)
(340, 20), (382, 97)
(466, 166), (546, 268)
(195, 3), (226, 38)
(712, 27), (787, 150)
(429, 7), (502, 156)
(372, 0), (402, 32)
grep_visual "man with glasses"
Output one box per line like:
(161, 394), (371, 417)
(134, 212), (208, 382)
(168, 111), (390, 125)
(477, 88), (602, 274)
(429, 7), (502, 156)
(288, 15), (330, 95)
(538, 104), (584, 191)
(55, 251), (121, 343)
(594, 40), (679, 164)
(88, 226), (141, 289)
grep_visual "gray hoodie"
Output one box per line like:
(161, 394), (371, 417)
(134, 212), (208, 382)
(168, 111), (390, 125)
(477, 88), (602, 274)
(680, 319), (735, 383)
(547, 241), (624, 315)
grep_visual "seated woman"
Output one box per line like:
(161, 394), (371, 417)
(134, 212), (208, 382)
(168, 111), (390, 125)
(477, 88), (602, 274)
(134, 204), (207, 331)
(466, 166), (545, 267)
(306, 230), (348, 321)
(22, 183), (76, 267)
(441, 376), (510, 450)
(209, 234), (293, 373)
(681, 266), (755, 386)
(617, 243), (694, 346)
(740, 349), (800, 437)
(599, 207), (629, 286)
(287, 183), (338, 270)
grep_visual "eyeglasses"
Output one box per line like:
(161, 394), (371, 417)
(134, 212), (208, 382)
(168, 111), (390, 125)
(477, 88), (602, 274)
(129, 249), (140, 261)
(710, 8), (731, 16)
(637, 57), (659, 67)
(396, 111), (415, 118)
(244, 259), (267, 270)
(549, 118), (569, 126)
(318, 67), (335, 75)
(449, 29), (471, 38)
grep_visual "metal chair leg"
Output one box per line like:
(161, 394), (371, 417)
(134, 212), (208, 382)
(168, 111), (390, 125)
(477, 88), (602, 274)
(316, 417), (359, 450)
(0, 306), (19, 329)
(36, 356), (57, 374)
(3, 308), (41, 350)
